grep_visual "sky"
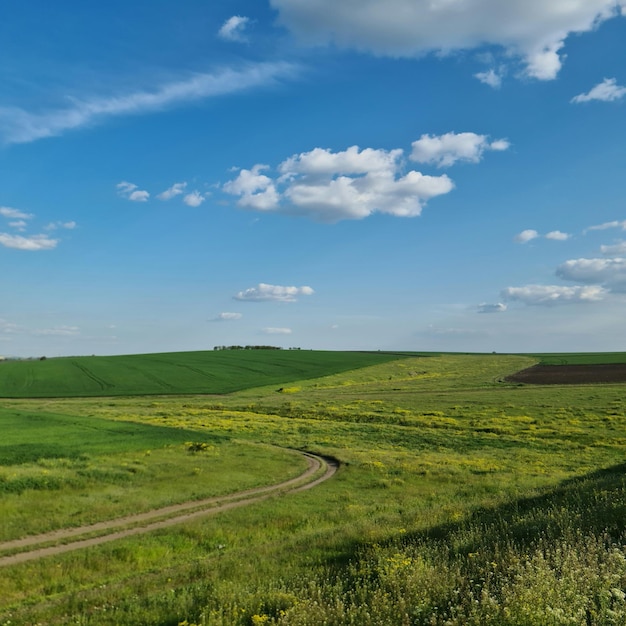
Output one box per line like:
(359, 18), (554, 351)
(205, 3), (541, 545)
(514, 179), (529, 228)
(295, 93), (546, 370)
(2, 0), (626, 357)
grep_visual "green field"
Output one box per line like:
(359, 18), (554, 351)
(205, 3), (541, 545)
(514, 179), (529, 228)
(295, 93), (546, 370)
(0, 350), (407, 398)
(1, 351), (626, 625)
(529, 351), (626, 365)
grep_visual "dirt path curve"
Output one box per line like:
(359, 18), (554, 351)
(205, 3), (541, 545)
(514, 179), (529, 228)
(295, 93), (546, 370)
(0, 450), (338, 568)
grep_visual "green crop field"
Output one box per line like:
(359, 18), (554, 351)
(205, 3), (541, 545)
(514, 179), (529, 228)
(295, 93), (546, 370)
(0, 350), (408, 398)
(1, 351), (626, 625)
(529, 351), (626, 365)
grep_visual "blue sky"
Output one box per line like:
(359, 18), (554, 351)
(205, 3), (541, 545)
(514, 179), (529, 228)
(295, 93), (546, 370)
(2, 1), (626, 357)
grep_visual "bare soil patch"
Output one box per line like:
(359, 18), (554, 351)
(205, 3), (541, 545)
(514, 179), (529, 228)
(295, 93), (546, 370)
(506, 364), (626, 385)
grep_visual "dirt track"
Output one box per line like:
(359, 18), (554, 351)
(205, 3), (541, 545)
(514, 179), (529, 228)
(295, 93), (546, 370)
(506, 363), (626, 385)
(0, 450), (338, 567)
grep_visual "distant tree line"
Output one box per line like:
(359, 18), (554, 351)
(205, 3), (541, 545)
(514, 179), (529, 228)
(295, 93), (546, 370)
(212, 345), (301, 351)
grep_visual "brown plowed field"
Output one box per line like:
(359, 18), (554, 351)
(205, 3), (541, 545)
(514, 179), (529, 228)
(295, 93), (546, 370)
(506, 364), (626, 385)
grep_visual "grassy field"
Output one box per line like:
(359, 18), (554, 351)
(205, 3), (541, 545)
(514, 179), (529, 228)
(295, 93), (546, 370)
(1, 351), (626, 624)
(0, 350), (408, 398)
(529, 351), (626, 365)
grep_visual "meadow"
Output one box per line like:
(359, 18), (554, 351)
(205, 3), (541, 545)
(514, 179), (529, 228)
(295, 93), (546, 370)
(0, 351), (625, 625)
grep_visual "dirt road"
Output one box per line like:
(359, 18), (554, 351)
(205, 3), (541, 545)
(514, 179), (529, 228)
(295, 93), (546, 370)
(0, 450), (338, 567)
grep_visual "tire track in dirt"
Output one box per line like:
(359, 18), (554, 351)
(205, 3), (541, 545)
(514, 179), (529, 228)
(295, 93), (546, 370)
(0, 450), (338, 567)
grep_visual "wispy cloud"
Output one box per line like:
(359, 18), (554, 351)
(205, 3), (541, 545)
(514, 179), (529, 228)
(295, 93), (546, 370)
(0, 206), (33, 220)
(262, 327), (292, 335)
(0, 62), (298, 145)
(585, 219), (626, 233)
(157, 182), (187, 200)
(477, 302), (507, 314)
(45, 220), (77, 231)
(474, 68), (503, 89)
(234, 283), (314, 302)
(572, 78), (626, 104)
(218, 16), (251, 42)
(212, 312), (243, 321)
(117, 181), (150, 202)
(502, 284), (607, 306)
(32, 325), (80, 336)
(0, 233), (58, 251)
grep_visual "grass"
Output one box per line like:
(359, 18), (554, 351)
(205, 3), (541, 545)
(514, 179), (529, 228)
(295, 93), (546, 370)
(0, 350), (408, 398)
(528, 352), (626, 365)
(0, 352), (625, 624)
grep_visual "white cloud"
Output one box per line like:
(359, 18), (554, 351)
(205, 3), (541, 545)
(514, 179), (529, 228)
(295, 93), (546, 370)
(262, 327), (292, 335)
(224, 142), (461, 222)
(45, 221), (77, 231)
(545, 230), (570, 241)
(556, 257), (626, 291)
(572, 78), (626, 103)
(0, 62), (298, 144)
(183, 191), (206, 207)
(234, 283), (314, 302)
(218, 16), (250, 42)
(33, 325), (80, 336)
(514, 229), (539, 243)
(214, 312), (243, 321)
(157, 182), (187, 200)
(585, 219), (626, 233)
(474, 68), (503, 88)
(0, 206), (33, 220)
(0, 233), (58, 251)
(117, 181), (150, 202)
(410, 132), (510, 168)
(601, 241), (626, 256)
(223, 164), (280, 211)
(270, 0), (626, 80)
(9, 220), (28, 231)
(477, 302), (507, 313)
(502, 284), (608, 305)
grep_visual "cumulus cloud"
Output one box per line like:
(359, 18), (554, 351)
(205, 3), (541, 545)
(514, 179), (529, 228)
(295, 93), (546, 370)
(218, 16), (250, 42)
(213, 312), (243, 321)
(477, 302), (507, 313)
(117, 181), (149, 202)
(270, 0), (626, 80)
(0, 206), (33, 220)
(0, 233), (58, 251)
(234, 283), (314, 302)
(223, 164), (281, 211)
(545, 230), (571, 241)
(0, 62), (298, 144)
(514, 228), (570, 243)
(571, 78), (626, 103)
(262, 327), (292, 335)
(223, 140), (473, 222)
(410, 132), (510, 167)
(157, 182), (187, 200)
(556, 257), (626, 292)
(183, 191), (206, 207)
(514, 229), (539, 243)
(502, 284), (607, 305)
